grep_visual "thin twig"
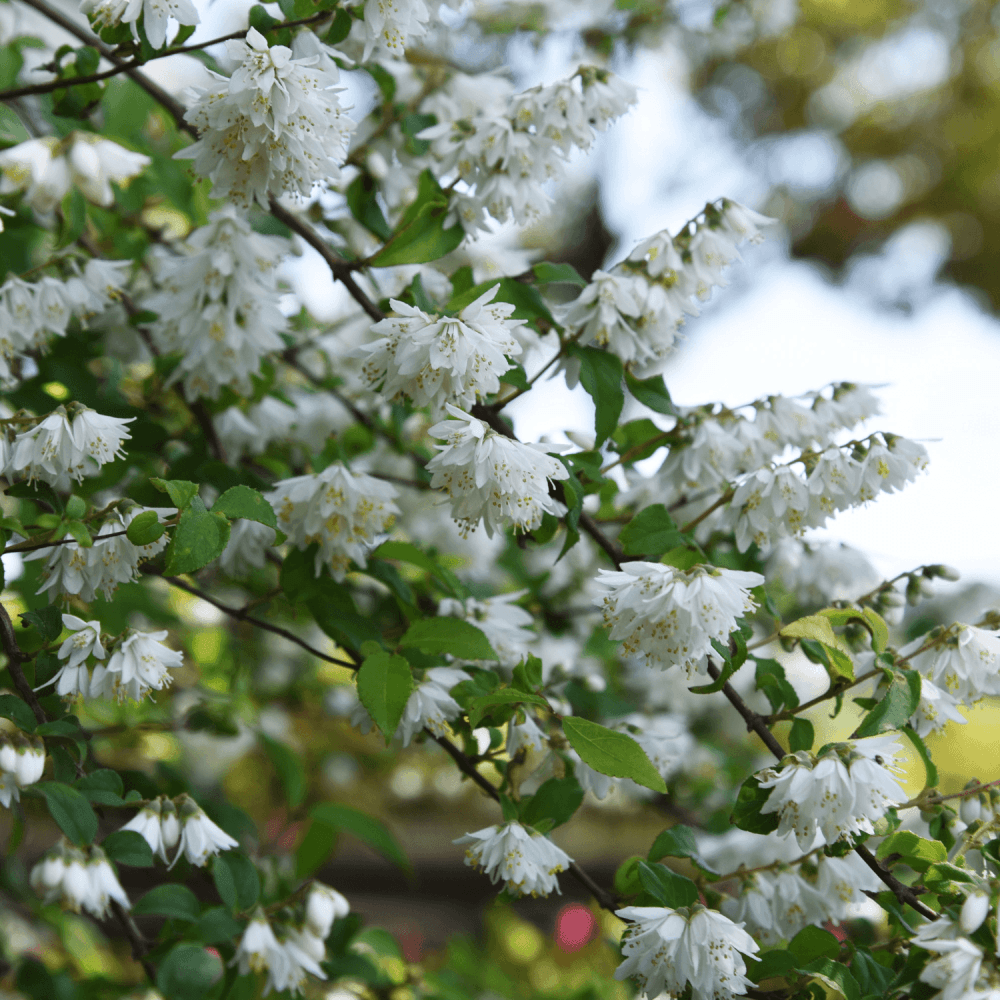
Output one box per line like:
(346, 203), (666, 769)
(4, 527), (129, 553)
(0, 602), (46, 724)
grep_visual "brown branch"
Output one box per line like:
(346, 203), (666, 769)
(0, 601), (46, 724)
(111, 900), (156, 982)
(4, 527), (128, 553)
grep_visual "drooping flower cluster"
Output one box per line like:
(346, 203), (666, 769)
(558, 201), (774, 373)
(767, 537), (880, 605)
(145, 208), (289, 398)
(267, 461), (399, 580)
(28, 509), (170, 603)
(613, 903), (759, 1000)
(420, 66), (637, 234)
(40, 617), (183, 703)
(757, 734), (907, 849)
(0, 133), (149, 214)
(177, 29), (354, 208)
(359, 284), (525, 414)
(233, 882), (347, 997)
(730, 431), (929, 555)
(455, 821), (573, 897)
(30, 842), (130, 917)
(912, 623), (1000, 707)
(120, 794), (238, 867)
(361, 0), (430, 60)
(0, 260), (128, 383)
(594, 563), (763, 676)
(0, 729), (45, 808)
(437, 591), (535, 669)
(5, 406), (133, 489)
(80, 0), (200, 49)
(912, 916), (1000, 1000)
(426, 405), (570, 537)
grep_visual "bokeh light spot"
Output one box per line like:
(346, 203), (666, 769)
(554, 903), (597, 952)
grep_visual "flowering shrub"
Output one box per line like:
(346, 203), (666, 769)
(0, 4), (994, 1000)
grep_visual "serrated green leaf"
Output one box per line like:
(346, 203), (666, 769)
(732, 774), (780, 835)
(636, 860), (699, 907)
(32, 782), (98, 845)
(212, 485), (277, 528)
(532, 261), (586, 285)
(467, 688), (549, 729)
(566, 343), (624, 448)
(619, 504), (685, 556)
(101, 829), (153, 867)
(563, 716), (666, 793)
(357, 650), (413, 743)
(796, 957), (861, 1000)
(368, 170), (463, 266)
(789, 717), (815, 752)
(19, 605), (63, 642)
(400, 618), (497, 660)
(754, 658), (799, 713)
(520, 776), (584, 830)
(150, 477), (200, 510)
(164, 508), (231, 575)
(876, 830), (947, 872)
(125, 509), (165, 546)
(853, 670), (921, 738)
(624, 371), (675, 415)
(789, 925), (840, 964)
(781, 615), (852, 654)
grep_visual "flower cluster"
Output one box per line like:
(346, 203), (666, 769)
(30, 842), (129, 917)
(145, 208), (289, 398)
(730, 432), (929, 555)
(28, 510), (170, 604)
(362, 0), (430, 60)
(455, 821), (573, 897)
(594, 563), (763, 676)
(359, 284), (525, 415)
(912, 916), (1000, 1000)
(267, 461), (399, 580)
(0, 133), (149, 214)
(437, 591), (535, 669)
(614, 903), (759, 1000)
(420, 67), (637, 234)
(426, 405), (570, 537)
(120, 793), (239, 867)
(559, 201), (773, 373)
(233, 882), (348, 998)
(80, 0), (200, 49)
(0, 260), (128, 382)
(178, 29), (354, 208)
(0, 730), (45, 808)
(767, 537), (880, 605)
(913, 623), (1000, 707)
(757, 734), (907, 849)
(5, 405), (133, 490)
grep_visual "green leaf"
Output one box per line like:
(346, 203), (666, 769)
(800, 639), (856, 685)
(788, 925), (841, 964)
(261, 734), (307, 810)
(125, 509), (165, 546)
(532, 261), (586, 286)
(7, 480), (63, 515)
(512, 656), (543, 692)
(156, 942), (223, 1000)
(754, 658), (799, 713)
(373, 540), (467, 597)
(876, 830), (947, 872)
(618, 505), (685, 556)
(101, 830), (153, 867)
(310, 803), (411, 874)
(196, 906), (244, 945)
(562, 716), (667, 793)
(400, 618), (497, 660)
(295, 818), (339, 879)
(368, 170), (464, 267)
(781, 614), (852, 654)
(220, 851), (260, 910)
(212, 853), (237, 909)
(789, 718), (815, 752)
(0, 694), (37, 732)
(467, 688), (550, 729)
(132, 883), (201, 921)
(150, 477), (200, 510)
(853, 670), (921, 738)
(32, 782), (99, 845)
(163, 508), (231, 575)
(19, 606), (63, 642)
(520, 776), (584, 830)
(817, 606), (889, 653)
(624, 371), (675, 415)
(732, 774), (780, 835)
(566, 343), (624, 448)
(212, 485), (277, 528)
(75, 768), (124, 805)
(647, 825), (697, 862)
(357, 649), (413, 743)
(447, 278), (555, 329)
(307, 579), (382, 651)
(796, 958), (861, 1000)
(636, 860), (699, 907)
(346, 171), (393, 240)
(849, 946), (894, 996)
(902, 725), (938, 787)
(324, 6), (352, 44)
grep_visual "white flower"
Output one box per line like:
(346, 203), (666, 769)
(57, 615), (106, 669)
(219, 519), (277, 577)
(914, 918), (986, 1000)
(304, 882), (349, 939)
(120, 798), (170, 863)
(614, 904), (759, 1000)
(0, 133), (149, 213)
(90, 629), (183, 703)
(961, 892), (991, 934)
(717, 200), (776, 245)
(86, 847), (131, 918)
(13, 735), (45, 787)
(160, 797), (181, 854)
(359, 284), (524, 414)
(177, 28), (354, 208)
(731, 466), (811, 555)
(72, 408), (133, 467)
(767, 538), (880, 606)
(455, 821), (573, 897)
(594, 562), (763, 676)
(757, 734), (907, 849)
(911, 675), (968, 736)
(80, 0), (200, 48)
(145, 208), (289, 399)
(507, 712), (548, 757)
(172, 794), (239, 867)
(426, 405), (570, 537)
(915, 625), (1000, 706)
(437, 591), (534, 669)
(857, 434), (929, 501)
(622, 712), (693, 783)
(30, 843), (129, 917)
(268, 932), (327, 995)
(362, 0), (430, 60)
(397, 666), (469, 746)
(233, 910), (280, 975)
(813, 382), (882, 432)
(268, 461), (399, 581)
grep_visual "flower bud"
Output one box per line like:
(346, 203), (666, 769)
(918, 577), (935, 598)
(0, 733), (17, 774)
(905, 578), (923, 606)
(960, 795), (983, 826)
(15, 736), (46, 787)
(160, 797), (180, 850)
(931, 564), (961, 581)
(880, 590), (905, 608)
(961, 891), (991, 934)
(305, 882), (349, 939)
